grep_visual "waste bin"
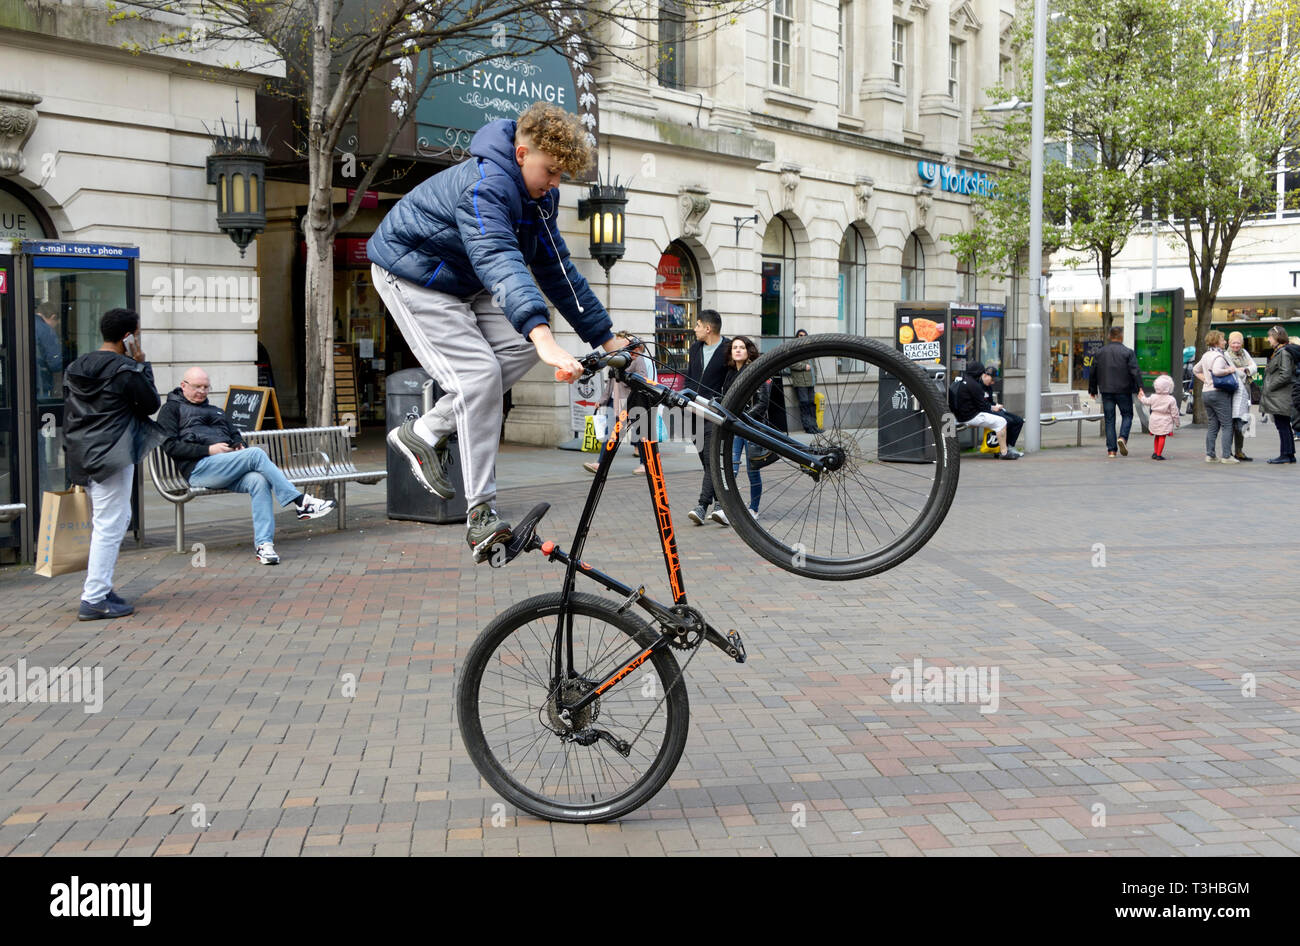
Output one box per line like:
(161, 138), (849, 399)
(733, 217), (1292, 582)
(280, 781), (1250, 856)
(386, 368), (467, 524)
(878, 363), (948, 463)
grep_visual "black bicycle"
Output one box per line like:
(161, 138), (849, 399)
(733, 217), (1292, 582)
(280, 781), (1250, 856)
(457, 333), (958, 822)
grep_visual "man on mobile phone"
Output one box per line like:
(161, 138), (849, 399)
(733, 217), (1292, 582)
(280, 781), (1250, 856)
(63, 309), (164, 620)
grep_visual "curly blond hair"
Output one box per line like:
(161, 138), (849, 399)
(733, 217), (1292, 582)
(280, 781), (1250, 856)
(515, 102), (593, 176)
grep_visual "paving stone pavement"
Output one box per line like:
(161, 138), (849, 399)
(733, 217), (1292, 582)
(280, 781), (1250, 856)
(1, 434), (1298, 857)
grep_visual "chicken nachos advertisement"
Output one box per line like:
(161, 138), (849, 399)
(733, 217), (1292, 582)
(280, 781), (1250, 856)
(897, 315), (945, 362)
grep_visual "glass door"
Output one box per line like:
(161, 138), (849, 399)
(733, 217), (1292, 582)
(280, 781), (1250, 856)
(28, 257), (132, 498)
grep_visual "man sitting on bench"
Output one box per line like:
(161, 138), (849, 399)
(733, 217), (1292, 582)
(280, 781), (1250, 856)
(156, 367), (335, 565)
(950, 361), (1022, 460)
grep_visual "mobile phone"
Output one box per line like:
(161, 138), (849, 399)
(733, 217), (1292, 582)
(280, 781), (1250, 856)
(123, 333), (137, 356)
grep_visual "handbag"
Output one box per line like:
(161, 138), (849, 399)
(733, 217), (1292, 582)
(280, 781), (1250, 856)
(34, 486), (93, 578)
(1211, 353), (1238, 393)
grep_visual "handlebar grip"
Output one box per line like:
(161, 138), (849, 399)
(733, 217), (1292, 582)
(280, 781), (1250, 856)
(555, 368), (574, 382)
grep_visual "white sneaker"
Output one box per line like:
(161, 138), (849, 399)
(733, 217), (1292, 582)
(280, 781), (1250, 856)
(255, 541), (280, 565)
(709, 506), (730, 527)
(295, 494), (336, 520)
(1220, 456), (1239, 464)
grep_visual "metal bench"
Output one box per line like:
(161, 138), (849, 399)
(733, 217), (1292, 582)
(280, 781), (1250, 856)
(0, 504), (25, 524)
(147, 425), (386, 552)
(1039, 391), (1104, 446)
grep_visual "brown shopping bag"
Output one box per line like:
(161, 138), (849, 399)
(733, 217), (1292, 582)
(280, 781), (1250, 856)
(34, 486), (93, 578)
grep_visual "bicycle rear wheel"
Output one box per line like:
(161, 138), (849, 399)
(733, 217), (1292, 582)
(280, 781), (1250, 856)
(457, 592), (689, 823)
(708, 333), (959, 581)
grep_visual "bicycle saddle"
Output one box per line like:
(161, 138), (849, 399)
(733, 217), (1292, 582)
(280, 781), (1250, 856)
(488, 502), (550, 568)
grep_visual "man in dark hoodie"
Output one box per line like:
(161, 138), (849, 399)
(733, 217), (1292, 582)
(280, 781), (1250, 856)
(156, 367), (335, 565)
(368, 101), (630, 564)
(950, 361), (1021, 459)
(63, 308), (162, 620)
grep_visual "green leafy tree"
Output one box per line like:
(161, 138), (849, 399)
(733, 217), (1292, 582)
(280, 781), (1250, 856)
(1153, 0), (1300, 421)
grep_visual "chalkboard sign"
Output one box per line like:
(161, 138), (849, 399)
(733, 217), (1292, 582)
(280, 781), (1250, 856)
(224, 385), (283, 432)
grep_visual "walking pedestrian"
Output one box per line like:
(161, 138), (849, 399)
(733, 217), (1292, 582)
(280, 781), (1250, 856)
(1225, 331), (1259, 461)
(1261, 325), (1298, 464)
(790, 328), (822, 434)
(1137, 374), (1180, 460)
(685, 310), (730, 525)
(1193, 330), (1245, 463)
(62, 308), (163, 620)
(1087, 326), (1142, 457)
(715, 336), (770, 524)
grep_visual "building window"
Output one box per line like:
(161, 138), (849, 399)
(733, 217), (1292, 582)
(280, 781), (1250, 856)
(761, 216), (797, 344)
(839, 2), (853, 113)
(949, 40), (961, 102)
(839, 226), (868, 343)
(659, 0), (686, 90)
(1283, 146), (1299, 217)
(900, 233), (925, 301)
(772, 0), (794, 88)
(957, 255), (976, 301)
(892, 21), (906, 87)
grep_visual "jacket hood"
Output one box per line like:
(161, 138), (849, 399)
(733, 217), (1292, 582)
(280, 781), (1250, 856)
(1285, 343), (1300, 361)
(1153, 374), (1174, 395)
(65, 350), (137, 398)
(965, 361), (988, 381)
(471, 119), (533, 204)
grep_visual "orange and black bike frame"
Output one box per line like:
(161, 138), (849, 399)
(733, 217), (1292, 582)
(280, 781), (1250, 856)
(545, 363), (806, 712)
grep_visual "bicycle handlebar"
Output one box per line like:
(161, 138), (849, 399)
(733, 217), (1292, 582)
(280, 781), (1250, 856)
(555, 337), (645, 382)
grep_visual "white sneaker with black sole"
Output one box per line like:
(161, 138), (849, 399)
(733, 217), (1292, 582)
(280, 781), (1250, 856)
(295, 494), (335, 520)
(709, 506), (729, 527)
(255, 541), (280, 565)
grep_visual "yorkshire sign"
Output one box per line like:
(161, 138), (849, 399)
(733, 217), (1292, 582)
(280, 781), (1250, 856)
(917, 161), (995, 197)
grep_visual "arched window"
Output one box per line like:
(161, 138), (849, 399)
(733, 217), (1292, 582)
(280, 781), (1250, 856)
(761, 216), (797, 343)
(654, 241), (701, 374)
(838, 226), (868, 338)
(900, 233), (925, 301)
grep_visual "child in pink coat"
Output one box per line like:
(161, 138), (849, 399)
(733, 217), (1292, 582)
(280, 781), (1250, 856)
(1138, 374), (1180, 460)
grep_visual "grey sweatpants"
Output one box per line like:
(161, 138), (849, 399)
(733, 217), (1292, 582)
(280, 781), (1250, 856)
(373, 263), (538, 508)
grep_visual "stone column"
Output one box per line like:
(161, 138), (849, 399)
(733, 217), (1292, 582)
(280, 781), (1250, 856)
(860, 0), (904, 141)
(918, 1), (960, 155)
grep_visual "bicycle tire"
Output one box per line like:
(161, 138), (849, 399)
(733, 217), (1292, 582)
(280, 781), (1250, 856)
(708, 333), (959, 581)
(457, 591), (689, 823)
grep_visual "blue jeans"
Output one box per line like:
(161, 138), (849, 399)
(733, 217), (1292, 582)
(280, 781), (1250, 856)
(731, 438), (763, 512)
(1101, 392), (1133, 452)
(189, 447), (300, 545)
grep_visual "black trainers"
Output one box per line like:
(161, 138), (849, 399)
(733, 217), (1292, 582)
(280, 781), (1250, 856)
(388, 421), (455, 499)
(687, 505), (707, 525)
(467, 503), (512, 564)
(78, 597), (134, 621)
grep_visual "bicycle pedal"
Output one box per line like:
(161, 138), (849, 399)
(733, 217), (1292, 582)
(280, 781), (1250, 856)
(489, 502), (551, 567)
(726, 630), (746, 664)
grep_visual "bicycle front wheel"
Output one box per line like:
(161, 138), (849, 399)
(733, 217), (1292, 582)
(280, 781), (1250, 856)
(708, 333), (959, 581)
(457, 592), (689, 823)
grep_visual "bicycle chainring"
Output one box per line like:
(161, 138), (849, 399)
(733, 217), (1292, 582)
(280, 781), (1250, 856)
(665, 605), (706, 650)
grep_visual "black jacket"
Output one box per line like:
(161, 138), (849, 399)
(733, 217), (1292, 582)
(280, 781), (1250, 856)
(63, 351), (162, 485)
(1088, 341), (1141, 396)
(686, 336), (730, 400)
(950, 365), (995, 424)
(156, 388), (247, 479)
(721, 366), (770, 422)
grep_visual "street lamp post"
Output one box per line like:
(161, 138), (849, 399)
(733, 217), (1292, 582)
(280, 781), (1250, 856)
(1024, 0), (1048, 453)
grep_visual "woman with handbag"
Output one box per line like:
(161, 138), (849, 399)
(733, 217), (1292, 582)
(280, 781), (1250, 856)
(714, 335), (770, 524)
(1193, 330), (1244, 463)
(1225, 331), (1259, 461)
(1261, 325), (1298, 464)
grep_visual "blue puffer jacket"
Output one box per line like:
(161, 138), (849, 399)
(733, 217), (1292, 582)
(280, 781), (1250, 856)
(367, 120), (613, 348)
